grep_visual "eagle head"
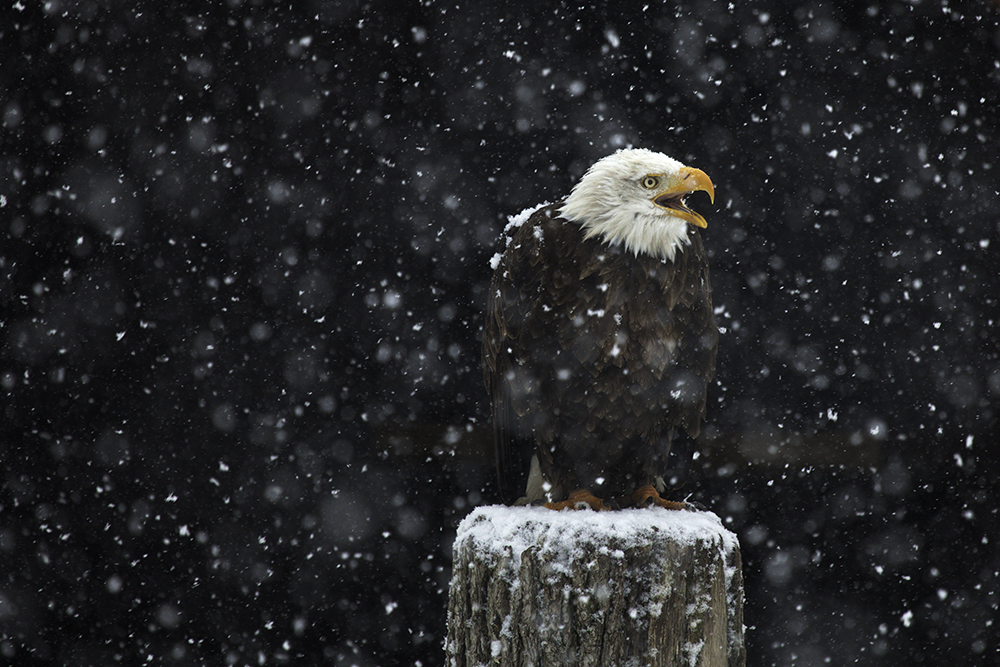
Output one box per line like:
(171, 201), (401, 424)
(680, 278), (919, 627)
(559, 148), (715, 261)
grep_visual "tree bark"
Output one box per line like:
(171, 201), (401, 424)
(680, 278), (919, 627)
(447, 506), (744, 667)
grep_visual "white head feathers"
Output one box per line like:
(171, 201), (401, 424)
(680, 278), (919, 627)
(559, 148), (711, 261)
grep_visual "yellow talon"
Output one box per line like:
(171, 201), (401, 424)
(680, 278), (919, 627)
(545, 489), (609, 511)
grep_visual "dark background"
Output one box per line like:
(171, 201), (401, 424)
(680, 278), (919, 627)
(2, 1), (999, 665)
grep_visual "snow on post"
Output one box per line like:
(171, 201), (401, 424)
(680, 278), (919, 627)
(446, 505), (744, 667)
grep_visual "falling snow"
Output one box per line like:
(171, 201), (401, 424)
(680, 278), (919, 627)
(2, 2), (998, 666)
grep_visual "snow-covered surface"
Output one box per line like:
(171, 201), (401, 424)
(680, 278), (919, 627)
(456, 504), (739, 564)
(451, 505), (743, 665)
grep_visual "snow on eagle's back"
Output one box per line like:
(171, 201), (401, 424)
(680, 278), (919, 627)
(488, 202), (551, 271)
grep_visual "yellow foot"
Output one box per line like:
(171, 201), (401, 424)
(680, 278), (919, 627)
(633, 484), (687, 510)
(545, 489), (609, 511)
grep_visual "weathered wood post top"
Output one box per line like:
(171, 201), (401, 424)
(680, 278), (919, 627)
(447, 505), (744, 667)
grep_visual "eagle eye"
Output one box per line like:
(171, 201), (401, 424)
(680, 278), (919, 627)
(641, 176), (660, 190)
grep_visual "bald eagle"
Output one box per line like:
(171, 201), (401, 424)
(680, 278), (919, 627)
(483, 148), (718, 510)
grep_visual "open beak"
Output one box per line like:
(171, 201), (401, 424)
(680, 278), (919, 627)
(652, 167), (715, 228)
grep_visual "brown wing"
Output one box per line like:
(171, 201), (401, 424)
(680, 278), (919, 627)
(483, 204), (565, 502)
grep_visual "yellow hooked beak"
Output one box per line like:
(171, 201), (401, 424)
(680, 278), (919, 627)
(651, 167), (715, 228)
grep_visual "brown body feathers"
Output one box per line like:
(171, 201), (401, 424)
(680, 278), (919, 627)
(483, 202), (718, 505)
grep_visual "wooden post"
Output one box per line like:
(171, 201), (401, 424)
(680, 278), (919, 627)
(446, 506), (744, 667)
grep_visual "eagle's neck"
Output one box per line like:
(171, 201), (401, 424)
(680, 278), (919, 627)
(561, 201), (692, 262)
